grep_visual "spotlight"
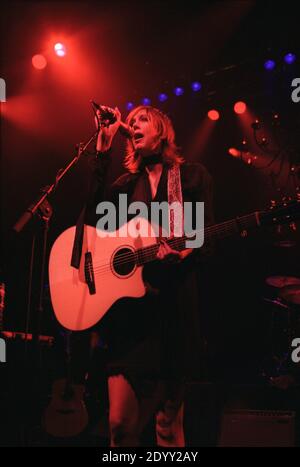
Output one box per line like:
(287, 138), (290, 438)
(284, 53), (296, 64)
(207, 110), (219, 121)
(32, 54), (47, 70)
(174, 87), (184, 96)
(251, 120), (261, 130)
(228, 147), (240, 158)
(54, 43), (66, 57)
(141, 97), (151, 105)
(158, 93), (168, 102)
(126, 102), (134, 111)
(264, 59), (275, 70)
(191, 81), (201, 92)
(234, 101), (246, 114)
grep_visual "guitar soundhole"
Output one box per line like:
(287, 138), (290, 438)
(113, 248), (136, 276)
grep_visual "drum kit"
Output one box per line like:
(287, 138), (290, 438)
(262, 275), (300, 381)
(265, 275), (300, 301)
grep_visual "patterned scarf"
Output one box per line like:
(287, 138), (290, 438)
(167, 164), (183, 237)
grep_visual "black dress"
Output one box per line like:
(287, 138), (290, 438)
(71, 154), (214, 399)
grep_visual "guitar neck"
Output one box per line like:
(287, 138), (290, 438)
(136, 211), (261, 266)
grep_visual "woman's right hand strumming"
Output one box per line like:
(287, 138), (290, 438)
(95, 106), (121, 153)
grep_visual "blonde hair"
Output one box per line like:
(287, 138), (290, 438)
(124, 106), (184, 173)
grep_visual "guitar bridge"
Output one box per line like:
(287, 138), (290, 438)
(84, 252), (96, 295)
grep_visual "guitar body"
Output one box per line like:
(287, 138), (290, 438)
(49, 217), (159, 331)
(43, 378), (88, 438)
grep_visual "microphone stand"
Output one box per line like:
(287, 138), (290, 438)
(12, 128), (99, 445)
(14, 131), (99, 233)
(14, 128), (100, 332)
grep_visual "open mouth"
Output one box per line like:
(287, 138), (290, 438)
(134, 132), (144, 142)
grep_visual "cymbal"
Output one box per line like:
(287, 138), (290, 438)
(279, 285), (300, 305)
(273, 240), (296, 248)
(266, 276), (300, 288)
(263, 297), (290, 309)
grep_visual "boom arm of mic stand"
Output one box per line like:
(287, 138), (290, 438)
(13, 129), (99, 233)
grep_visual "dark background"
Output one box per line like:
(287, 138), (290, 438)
(1, 0), (300, 385)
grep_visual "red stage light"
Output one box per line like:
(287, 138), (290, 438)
(32, 54), (47, 70)
(54, 43), (66, 57)
(207, 110), (219, 121)
(228, 147), (240, 158)
(234, 101), (247, 114)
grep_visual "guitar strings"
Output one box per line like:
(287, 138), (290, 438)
(91, 217), (243, 270)
(91, 219), (245, 272)
(89, 219), (246, 275)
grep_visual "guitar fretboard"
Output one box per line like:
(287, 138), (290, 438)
(135, 212), (260, 266)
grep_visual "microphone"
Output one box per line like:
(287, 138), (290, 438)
(90, 100), (133, 138)
(91, 100), (117, 124)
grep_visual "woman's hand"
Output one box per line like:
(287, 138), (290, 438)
(156, 240), (193, 264)
(95, 106), (121, 152)
(156, 239), (183, 264)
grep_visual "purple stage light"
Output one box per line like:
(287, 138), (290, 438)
(158, 93), (168, 102)
(264, 59), (275, 70)
(141, 97), (151, 105)
(284, 53), (296, 64)
(174, 87), (184, 96)
(191, 81), (202, 92)
(126, 102), (134, 111)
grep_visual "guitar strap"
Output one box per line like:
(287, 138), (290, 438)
(167, 164), (184, 237)
(71, 206), (86, 269)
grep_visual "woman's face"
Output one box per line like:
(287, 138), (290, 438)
(129, 110), (161, 157)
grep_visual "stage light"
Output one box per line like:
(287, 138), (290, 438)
(228, 147), (240, 158)
(158, 93), (168, 102)
(191, 81), (202, 92)
(174, 87), (184, 96)
(32, 54), (47, 70)
(234, 101), (247, 114)
(251, 120), (261, 130)
(264, 59), (275, 70)
(126, 102), (134, 111)
(207, 110), (219, 121)
(284, 53), (296, 64)
(54, 43), (66, 57)
(229, 148), (258, 165)
(141, 97), (151, 105)
(54, 43), (64, 51)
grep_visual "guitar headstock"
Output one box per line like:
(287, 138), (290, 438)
(260, 197), (300, 228)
